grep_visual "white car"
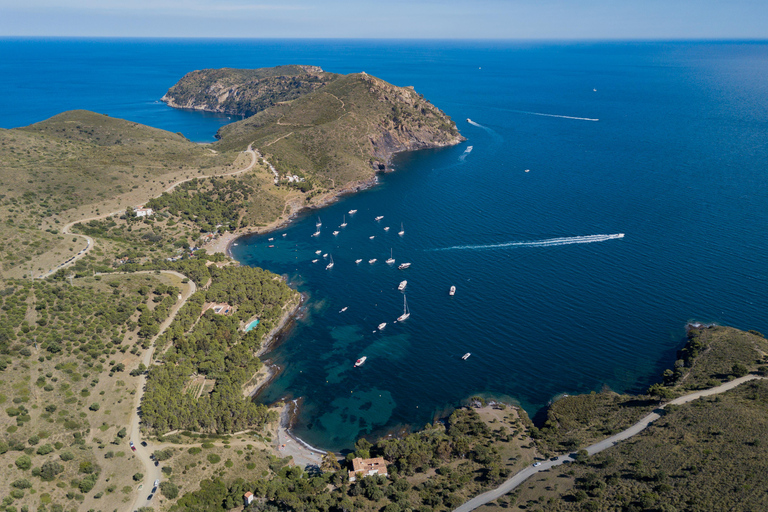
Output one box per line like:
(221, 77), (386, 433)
(154, 479), (160, 488)
(533, 462), (542, 467)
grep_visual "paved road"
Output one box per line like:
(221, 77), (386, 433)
(454, 375), (763, 512)
(127, 271), (196, 511)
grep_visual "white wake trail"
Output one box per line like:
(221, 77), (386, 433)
(467, 119), (483, 127)
(511, 110), (599, 122)
(432, 233), (624, 252)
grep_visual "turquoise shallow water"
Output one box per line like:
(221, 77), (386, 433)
(4, 39), (768, 451)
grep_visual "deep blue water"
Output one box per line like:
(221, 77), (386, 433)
(4, 39), (768, 451)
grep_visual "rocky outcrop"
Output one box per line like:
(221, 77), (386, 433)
(161, 65), (338, 117)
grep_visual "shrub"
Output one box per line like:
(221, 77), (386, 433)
(11, 479), (32, 489)
(207, 453), (221, 464)
(89, 403), (100, 411)
(60, 451), (75, 461)
(36, 444), (54, 455)
(159, 481), (179, 499)
(15, 454), (32, 470)
(133, 473), (143, 481)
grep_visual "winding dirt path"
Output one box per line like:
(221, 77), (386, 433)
(126, 270), (197, 511)
(454, 375), (765, 512)
(40, 145), (257, 278)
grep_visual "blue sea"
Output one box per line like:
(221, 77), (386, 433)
(4, 38), (768, 451)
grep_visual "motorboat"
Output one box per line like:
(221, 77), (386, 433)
(323, 253), (328, 258)
(369, 258), (377, 264)
(312, 231), (320, 237)
(398, 280), (407, 291)
(340, 306), (348, 313)
(369, 236), (375, 240)
(354, 356), (366, 367)
(462, 353), (471, 360)
(398, 262), (411, 270)
(378, 322), (386, 330)
(315, 250), (322, 254)
(355, 259), (362, 264)
(384, 226), (390, 231)
(312, 259), (318, 263)
(333, 231), (339, 236)
(449, 286), (456, 296)
(349, 209), (357, 214)
(268, 237), (274, 241)
(375, 215), (384, 221)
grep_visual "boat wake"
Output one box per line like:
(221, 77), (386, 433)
(510, 110), (599, 122)
(458, 145), (473, 161)
(431, 233), (624, 252)
(467, 119), (483, 127)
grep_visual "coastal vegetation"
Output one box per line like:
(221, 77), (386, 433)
(142, 265), (299, 434)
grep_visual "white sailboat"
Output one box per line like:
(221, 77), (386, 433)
(340, 215), (347, 227)
(398, 223), (404, 236)
(397, 295), (410, 322)
(316, 216), (322, 227)
(386, 249), (395, 265)
(355, 259), (363, 264)
(312, 230), (320, 237)
(326, 255), (334, 270)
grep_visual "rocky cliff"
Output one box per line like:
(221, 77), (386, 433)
(163, 66), (464, 190)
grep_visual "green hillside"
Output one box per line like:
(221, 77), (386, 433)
(212, 72), (464, 189)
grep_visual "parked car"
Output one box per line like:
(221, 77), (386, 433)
(129, 441), (136, 452)
(154, 479), (160, 488)
(533, 462), (541, 467)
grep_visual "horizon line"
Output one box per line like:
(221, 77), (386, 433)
(1, 36), (768, 43)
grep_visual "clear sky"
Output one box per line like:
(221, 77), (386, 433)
(1, 0), (766, 39)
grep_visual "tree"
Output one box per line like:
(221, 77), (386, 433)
(732, 363), (749, 377)
(321, 451), (341, 472)
(133, 473), (144, 481)
(40, 461), (64, 481)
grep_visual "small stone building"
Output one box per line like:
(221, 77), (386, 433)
(243, 491), (254, 505)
